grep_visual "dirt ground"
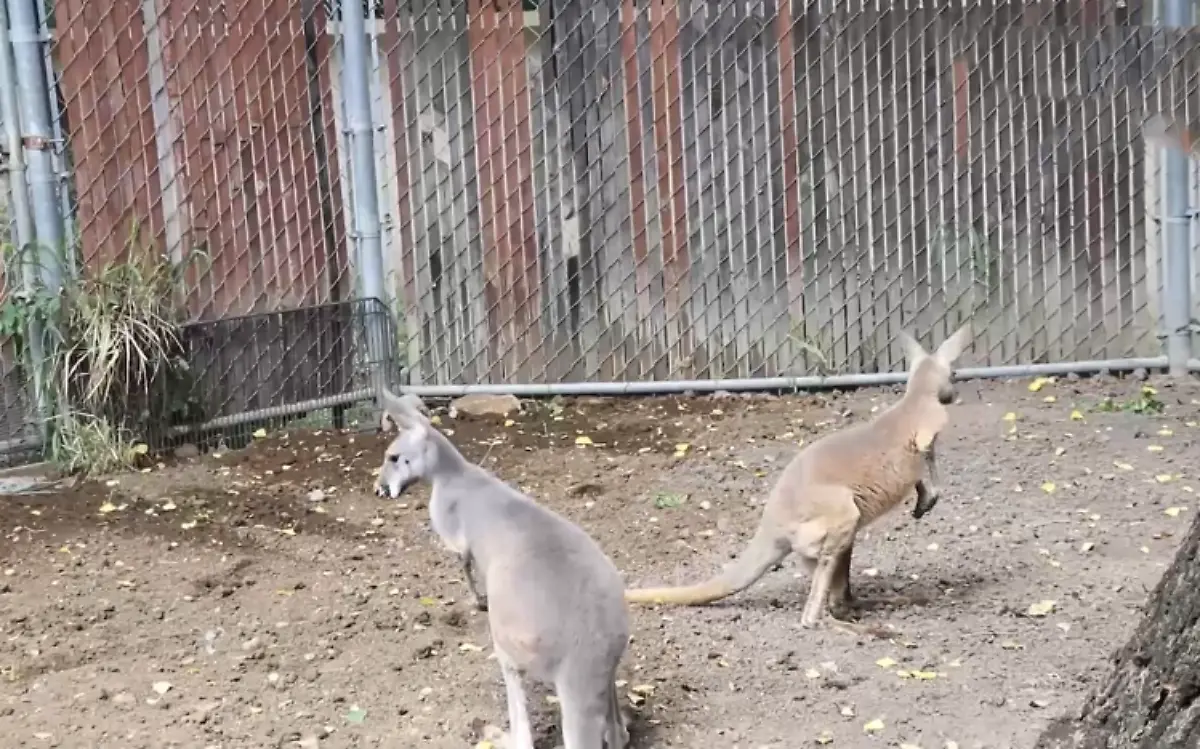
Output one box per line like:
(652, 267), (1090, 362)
(3, 375), (1200, 749)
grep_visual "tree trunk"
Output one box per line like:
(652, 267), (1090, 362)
(1035, 514), (1200, 748)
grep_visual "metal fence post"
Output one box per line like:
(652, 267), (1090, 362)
(9, 0), (63, 291)
(340, 0), (389, 395)
(1162, 0), (1194, 377)
(0, 0), (46, 442)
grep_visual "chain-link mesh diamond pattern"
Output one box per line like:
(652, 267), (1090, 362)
(11, 0), (374, 450)
(51, 0), (350, 318)
(378, 0), (1197, 385)
(0, 0), (1196, 461)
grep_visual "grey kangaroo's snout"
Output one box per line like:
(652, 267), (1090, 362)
(937, 383), (955, 405)
(376, 476), (417, 499)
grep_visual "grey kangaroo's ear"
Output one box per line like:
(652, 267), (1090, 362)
(896, 330), (928, 368)
(934, 323), (972, 365)
(381, 389), (431, 430)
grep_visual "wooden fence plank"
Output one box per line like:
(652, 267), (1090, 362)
(54, 0), (165, 267)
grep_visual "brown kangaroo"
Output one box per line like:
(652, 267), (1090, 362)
(623, 325), (971, 629)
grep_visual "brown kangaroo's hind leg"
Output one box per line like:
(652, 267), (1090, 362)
(827, 544), (856, 617)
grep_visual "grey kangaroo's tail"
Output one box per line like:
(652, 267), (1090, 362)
(624, 521), (791, 606)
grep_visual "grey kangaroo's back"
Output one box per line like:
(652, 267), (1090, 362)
(471, 485), (629, 680)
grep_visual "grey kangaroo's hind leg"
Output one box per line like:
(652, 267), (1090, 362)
(558, 670), (612, 749)
(499, 658), (534, 749)
(604, 681), (629, 749)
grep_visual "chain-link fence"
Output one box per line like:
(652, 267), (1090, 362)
(0, 0), (1197, 464)
(381, 0), (1200, 385)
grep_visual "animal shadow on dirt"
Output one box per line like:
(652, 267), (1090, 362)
(696, 565), (999, 619)
(522, 692), (662, 749)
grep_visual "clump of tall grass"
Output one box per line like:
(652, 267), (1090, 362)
(1, 230), (205, 476)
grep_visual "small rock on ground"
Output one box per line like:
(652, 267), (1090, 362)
(450, 393), (522, 417)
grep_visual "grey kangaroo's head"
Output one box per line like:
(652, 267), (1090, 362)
(897, 324), (971, 405)
(374, 391), (434, 499)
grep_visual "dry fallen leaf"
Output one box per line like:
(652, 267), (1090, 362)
(503, 419), (515, 427)
(459, 643), (484, 653)
(253, 428), (267, 439)
(1054, 446), (1066, 457)
(1040, 482), (1057, 494)
(1156, 474), (1177, 484)
(1028, 377), (1051, 392)
(1003, 412), (1018, 422)
(910, 670), (938, 680)
(1070, 410), (1084, 421)
(1164, 507), (1186, 518)
(1027, 600), (1057, 617)
(574, 435), (593, 446)
(673, 443), (691, 457)
(863, 718), (886, 734)
(1080, 541), (1095, 552)
(98, 502), (117, 514)
(815, 730), (834, 745)
(1114, 461), (1134, 471)
(804, 668), (821, 679)
(875, 656), (897, 669)
(1148, 445), (1164, 453)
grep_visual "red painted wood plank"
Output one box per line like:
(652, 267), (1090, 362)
(776, 0), (803, 318)
(649, 0), (691, 367)
(468, 0), (540, 380)
(497, 0), (542, 378)
(621, 0), (652, 324)
(379, 0), (417, 326)
(53, 0), (165, 269)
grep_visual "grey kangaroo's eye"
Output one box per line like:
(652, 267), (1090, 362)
(388, 454), (400, 463)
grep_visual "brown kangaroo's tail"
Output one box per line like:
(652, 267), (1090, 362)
(624, 521), (791, 606)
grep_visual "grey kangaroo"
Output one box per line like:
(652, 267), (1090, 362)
(374, 389), (630, 749)
(623, 325), (971, 630)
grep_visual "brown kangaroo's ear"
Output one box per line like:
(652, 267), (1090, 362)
(934, 323), (972, 365)
(897, 330), (928, 369)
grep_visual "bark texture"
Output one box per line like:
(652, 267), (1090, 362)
(1036, 514), (1200, 748)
